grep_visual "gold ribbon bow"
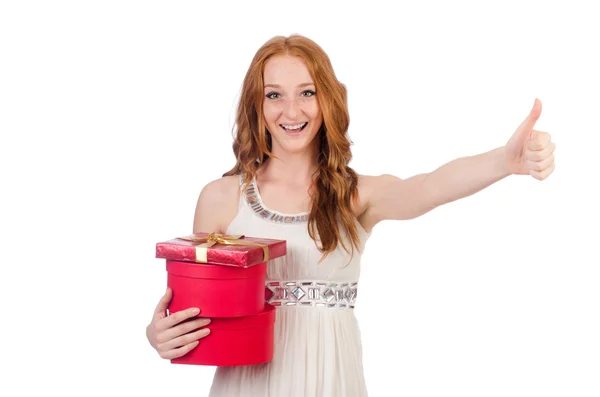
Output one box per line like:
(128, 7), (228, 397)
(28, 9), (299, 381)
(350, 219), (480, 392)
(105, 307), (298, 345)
(178, 232), (269, 264)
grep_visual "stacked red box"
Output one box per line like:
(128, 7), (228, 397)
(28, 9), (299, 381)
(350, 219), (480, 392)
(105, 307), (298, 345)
(156, 232), (286, 366)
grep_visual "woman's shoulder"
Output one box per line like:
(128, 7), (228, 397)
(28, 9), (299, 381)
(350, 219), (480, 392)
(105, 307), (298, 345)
(193, 175), (242, 234)
(355, 173), (392, 204)
(202, 174), (241, 195)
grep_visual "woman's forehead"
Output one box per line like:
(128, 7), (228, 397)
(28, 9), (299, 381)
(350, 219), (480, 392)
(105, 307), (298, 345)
(264, 55), (314, 87)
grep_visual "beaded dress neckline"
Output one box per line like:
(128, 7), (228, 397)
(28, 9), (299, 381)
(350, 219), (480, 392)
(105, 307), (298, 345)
(243, 175), (309, 224)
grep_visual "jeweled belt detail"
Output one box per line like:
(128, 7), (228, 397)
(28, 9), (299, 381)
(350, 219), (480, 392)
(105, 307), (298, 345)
(265, 280), (358, 309)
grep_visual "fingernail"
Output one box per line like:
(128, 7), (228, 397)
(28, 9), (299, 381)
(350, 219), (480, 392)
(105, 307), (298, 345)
(192, 307), (200, 314)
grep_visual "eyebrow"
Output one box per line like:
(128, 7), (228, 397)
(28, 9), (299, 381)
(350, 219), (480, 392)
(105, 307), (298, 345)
(264, 83), (315, 89)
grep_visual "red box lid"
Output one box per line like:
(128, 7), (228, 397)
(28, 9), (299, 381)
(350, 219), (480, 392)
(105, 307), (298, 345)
(156, 232), (286, 268)
(206, 303), (276, 330)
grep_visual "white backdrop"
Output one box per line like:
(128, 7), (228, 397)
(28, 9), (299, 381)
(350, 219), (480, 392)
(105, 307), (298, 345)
(1, 1), (598, 396)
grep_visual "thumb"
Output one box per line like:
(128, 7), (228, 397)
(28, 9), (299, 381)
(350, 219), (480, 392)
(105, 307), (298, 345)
(513, 98), (542, 140)
(152, 287), (173, 321)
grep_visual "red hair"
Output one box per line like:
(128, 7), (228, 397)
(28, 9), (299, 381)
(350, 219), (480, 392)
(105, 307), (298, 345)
(223, 34), (360, 262)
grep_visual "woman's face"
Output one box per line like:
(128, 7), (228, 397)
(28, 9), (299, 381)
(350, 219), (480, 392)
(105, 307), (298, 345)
(262, 55), (323, 155)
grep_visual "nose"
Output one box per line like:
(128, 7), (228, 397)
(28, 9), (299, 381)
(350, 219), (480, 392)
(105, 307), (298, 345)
(282, 97), (300, 120)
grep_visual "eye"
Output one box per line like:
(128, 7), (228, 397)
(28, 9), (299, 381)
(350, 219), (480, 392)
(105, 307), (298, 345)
(301, 90), (316, 97)
(266, 92), (280, 100)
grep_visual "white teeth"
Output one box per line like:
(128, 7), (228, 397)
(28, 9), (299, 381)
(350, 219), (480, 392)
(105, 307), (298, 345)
(282, 122), (307, 130)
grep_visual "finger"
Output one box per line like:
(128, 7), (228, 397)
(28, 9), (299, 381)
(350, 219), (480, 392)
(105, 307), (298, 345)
(526, 154), (554, 172)
(527, 130), (551, 151)
(158, 340), (200, 361)
(526, 141), (555, 161)
(159, 327), (212, 356)
(158, 307), (202, 332)
(515, 98), (542, 138)
(530, 162), (555, 180)
(159, 317), (211, 343)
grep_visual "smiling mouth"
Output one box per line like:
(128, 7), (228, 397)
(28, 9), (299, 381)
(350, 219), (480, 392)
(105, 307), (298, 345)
(280, 122), (308, 133)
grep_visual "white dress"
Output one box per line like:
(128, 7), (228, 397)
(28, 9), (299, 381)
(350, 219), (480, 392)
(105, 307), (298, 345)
(208, 176), (372, 397)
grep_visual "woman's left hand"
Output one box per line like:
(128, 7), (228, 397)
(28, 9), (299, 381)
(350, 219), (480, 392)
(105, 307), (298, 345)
(504, 98), (556, 180)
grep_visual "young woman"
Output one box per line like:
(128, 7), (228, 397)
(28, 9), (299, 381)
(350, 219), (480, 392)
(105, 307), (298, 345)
(146, 34), (556, 396)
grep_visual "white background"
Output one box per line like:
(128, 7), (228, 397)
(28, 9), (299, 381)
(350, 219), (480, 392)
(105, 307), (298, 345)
(1, 1), (598, 396)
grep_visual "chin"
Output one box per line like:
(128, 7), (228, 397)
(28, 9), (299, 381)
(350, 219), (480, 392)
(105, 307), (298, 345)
(272, 137), (316, 154)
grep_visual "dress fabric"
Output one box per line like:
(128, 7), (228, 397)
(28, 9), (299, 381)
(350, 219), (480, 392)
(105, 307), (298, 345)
(208, 175), (372, 397)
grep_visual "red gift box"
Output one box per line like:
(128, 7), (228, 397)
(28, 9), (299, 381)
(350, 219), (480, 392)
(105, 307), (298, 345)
(156, 232), (286, 318)
(165, 260), (267, 318)
(171, 303), (277, 366)
(156, 232), (286, 268)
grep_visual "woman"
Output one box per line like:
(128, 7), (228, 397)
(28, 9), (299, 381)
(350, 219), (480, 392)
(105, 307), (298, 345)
(146, 34), (556, 396)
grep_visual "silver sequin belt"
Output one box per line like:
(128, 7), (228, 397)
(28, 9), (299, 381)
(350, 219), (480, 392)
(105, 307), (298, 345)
(265, 280), (358, 309)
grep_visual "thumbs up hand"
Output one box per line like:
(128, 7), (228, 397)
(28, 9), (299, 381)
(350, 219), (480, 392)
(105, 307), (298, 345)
(505, 98), (556, 180)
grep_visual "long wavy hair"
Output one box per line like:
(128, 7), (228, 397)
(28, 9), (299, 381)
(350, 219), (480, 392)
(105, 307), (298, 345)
(223, 34), (360, 262)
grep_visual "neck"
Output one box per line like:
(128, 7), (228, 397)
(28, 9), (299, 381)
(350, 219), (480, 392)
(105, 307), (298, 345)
(259, 151), (319, 184)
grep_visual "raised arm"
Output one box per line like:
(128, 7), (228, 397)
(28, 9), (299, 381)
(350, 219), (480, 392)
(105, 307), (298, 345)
(359, 99), (556, 230)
